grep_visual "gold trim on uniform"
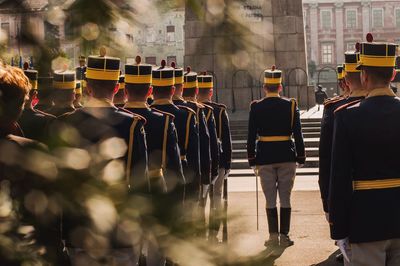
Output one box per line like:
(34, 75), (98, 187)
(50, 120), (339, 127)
(175, 76), (184, 85)
(366, 87), (396, 98)
(85, 98), (115, 108)
(125, 101), (150, 109)
(258, 136), (291, 142)
(350, 90), (368, 98)
(152, 99), (174, 105)
(148, 168), (163, 178)
(30, 80), (38, 90)
(353, 178), (400, 190)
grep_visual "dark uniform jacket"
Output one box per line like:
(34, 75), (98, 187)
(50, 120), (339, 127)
(204, 101), (232, 170)
(46, 106), (76, 118)
(202, 103), (220, 178)
(329, 88), (400, 243)
(151, 99), (201, 196)
(173, 97), (212, 184)
(54, 99), (147, 248)
(75, 66), (86, 81)
(123, 102), (185, 196)
(247, 94), (305, 166)
(19, 108), (55, 143)
(318, 91), (366, 212)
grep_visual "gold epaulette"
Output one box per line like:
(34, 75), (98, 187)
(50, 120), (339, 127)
(132, 113), (147, 125)
(250, 99), (259, 107)
(334, 99), (362, 114)
(151, 108), (175, 120)
(176, 105), (196, 115)
(215, 102), (227, 109)
(202, 103), (214, 111)
(324, 97), (346, 108)
(187, 100), (204, 108)
(324, 96), (343, 105)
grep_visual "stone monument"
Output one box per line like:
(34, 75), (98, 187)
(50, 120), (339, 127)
(185, 0), (313, 113)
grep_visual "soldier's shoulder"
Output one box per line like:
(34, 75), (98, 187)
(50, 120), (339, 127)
(177, 105), (196, 115)
(6, 134), (47, 151)
(132, 113), (147, 125)
(250, 99), (261, 107)
(35, 109), (57, 119)
(202, 103), (214, 111)
(214, 102), (227, 109)
(334, 99), (362, 114)
(151, 108), (175, 120)
(324, 97), (346, 108)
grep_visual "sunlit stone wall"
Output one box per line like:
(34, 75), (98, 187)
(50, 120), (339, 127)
(185, 0), (312, 111)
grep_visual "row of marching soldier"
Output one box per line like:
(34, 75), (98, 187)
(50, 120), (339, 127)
(319, 33), (400, 266)
(0, 47), (232, 266)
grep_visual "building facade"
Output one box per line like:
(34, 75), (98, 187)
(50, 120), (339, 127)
(303, 0), (400, 68)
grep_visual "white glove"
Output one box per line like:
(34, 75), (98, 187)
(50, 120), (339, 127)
(325, 212), (329, 223)
(297, 163), (305, 168)
(336, 238), (350, 263)
(250, 166), (256, 170)
(202, 184), (210, 198)
(224, 169), (231, 177)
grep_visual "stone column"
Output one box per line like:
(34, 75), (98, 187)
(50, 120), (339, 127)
(335, 2), (344, 63)
(309, 3), (319, 64)
(361, 0), (371, 38)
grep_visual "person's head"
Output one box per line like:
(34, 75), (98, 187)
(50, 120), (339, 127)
(317, 85), (323, 91)
(360, 67), (396, 90)
(174, 83), (183, 96)
(171, 63), (184, 97)
(0, 63), (31, 122)
(182, 87), (197, 98)
(79, 56), (86, 67)
(344, 72), (362, 91)
(263, 66), (282, 95)
(198, 88), (213, 101)
(125, 83), (152, 102)
(85, 55), (120, 100)
(52, 70), (76, 106)
(151, 68), (175, 100)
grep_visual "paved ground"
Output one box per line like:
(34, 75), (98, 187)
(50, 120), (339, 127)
(222, 189), (341, 266)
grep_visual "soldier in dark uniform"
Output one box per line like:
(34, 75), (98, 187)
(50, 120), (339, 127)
(315, 85), (328, 110)
(123, 56), (185, 266)
(73, 81), (83, 108)
(57, 51), (148, 265)
(114, 74), (127, 108)
(19, 69), (56, 143)
(197, 74), (232, 242)
(46, 71), (76, 117)
(329, 34), (400, 265)
(319, 46), (368, 221)
(75, 55), (87, 94)
(247, 65), (305, 248)
(173, 66), (214, 236)
(150, 61), (201, 235)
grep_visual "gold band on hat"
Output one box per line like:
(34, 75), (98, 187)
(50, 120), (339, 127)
(30, 80), (38, 90)
(119, 83), (125, 90)
(264, 77), (282, 84)
(86, 68), (120, 81)
(175, 76), (184, 85)
(198, 82), (213, 89)
(184, 81), (198, 89)
(125, 74), (152, 84)
(152, 78), (175, 87)
(75, 87), (82, 94)
(359, 55), (396, 67)
(337, 72), (344, 80)
(53, 81), (76, 90)
(345, 63), (360, 73)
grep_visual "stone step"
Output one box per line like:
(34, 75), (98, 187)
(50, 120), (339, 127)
(231, 147), (319, 159)
(229, 167), (319, 177)
(303, 132), (320, 138)
(302, 127), (321, 133)
(231, 132), (320, 141)
(231, 157), (318, 169)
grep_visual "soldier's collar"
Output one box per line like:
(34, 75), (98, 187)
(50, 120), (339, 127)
(201, 99), (211, 104)
(172, 95), (185, 102)
(85, 98), (115, 108)
(266, 92), (280, 98)
(152, 99), (174, 105)
(184, 97), (197, 102)
(124, 101), (150, 109)
(366, 87), (396, 98)
(349, 90), (368, 98)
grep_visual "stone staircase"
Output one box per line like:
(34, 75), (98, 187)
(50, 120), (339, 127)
(229, 118), (321, 178)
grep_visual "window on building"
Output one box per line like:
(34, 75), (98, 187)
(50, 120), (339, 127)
(167, 56), (176, 66)
(372, 8), (384, 28)
(321, 10), (332, 30)
(166, 25), (175, 42)
(346, 42), (356, 52)
(146, 28), (156, 43)
(396, 9), (400, 28)
(321, 43), (333, 64)
(145, 56), (157, 65)
(1, 23), (10, 45)
(346, 10), (357, 29)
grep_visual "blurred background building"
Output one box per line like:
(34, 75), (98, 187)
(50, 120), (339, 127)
(303, 0), (400, 96)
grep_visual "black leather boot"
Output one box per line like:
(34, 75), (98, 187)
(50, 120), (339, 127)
(265, 208), (279, 247)
(280, 207), (294, 247)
